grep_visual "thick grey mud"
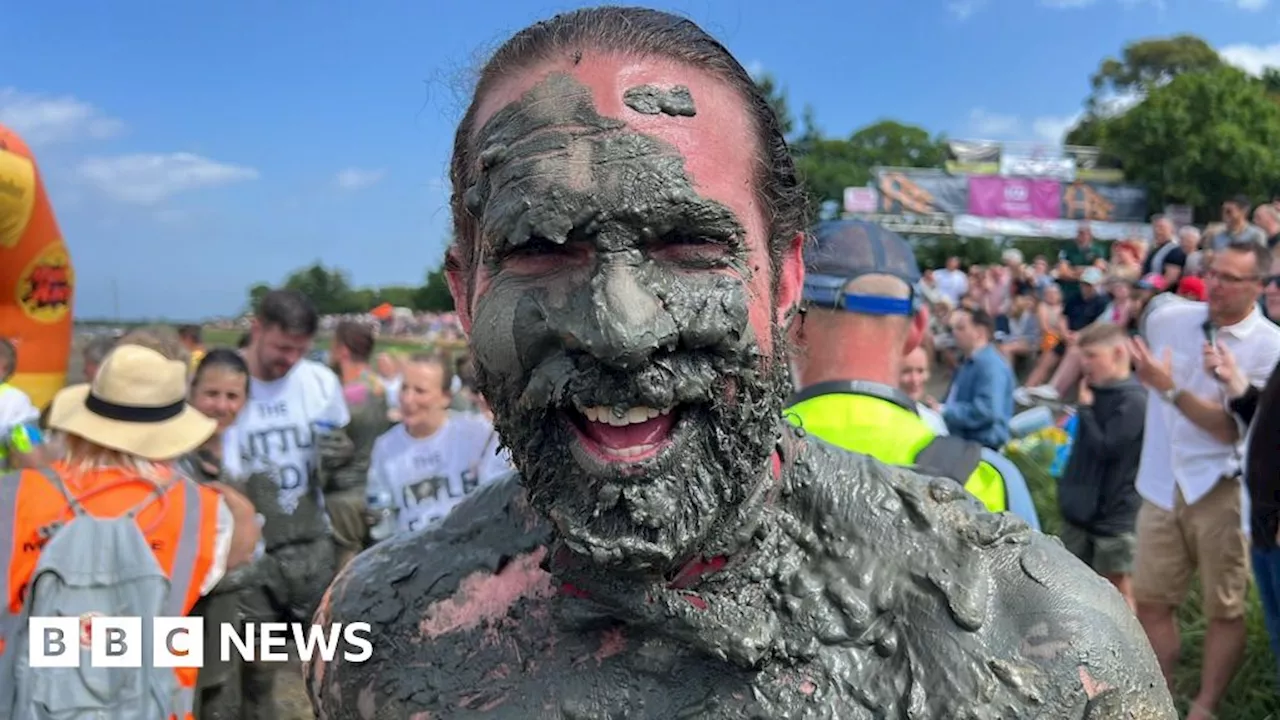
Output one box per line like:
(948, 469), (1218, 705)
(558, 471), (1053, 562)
(622, 84), (696, 117)
(459, 71), (780, 574)
(309, 429), (1178, 719)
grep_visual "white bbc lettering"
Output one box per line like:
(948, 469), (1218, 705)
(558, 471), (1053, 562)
(221, 622), (254, 662)
(219, 622), (374, 663)
(28, 617), (78, 668)
(260, 623), (291, 662)
(90, 616), (141, 668)
(29, 618), (375, 666)
(154, 616), (204, 668)
(341, 622), (373, 662)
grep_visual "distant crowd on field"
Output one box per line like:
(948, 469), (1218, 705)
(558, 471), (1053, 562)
(208, 309), (467, 346)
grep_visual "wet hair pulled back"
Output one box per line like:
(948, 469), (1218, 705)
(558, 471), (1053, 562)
(447, 5), (807, 292)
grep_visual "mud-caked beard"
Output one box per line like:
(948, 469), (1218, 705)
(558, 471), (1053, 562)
(477, 338), (793, 575)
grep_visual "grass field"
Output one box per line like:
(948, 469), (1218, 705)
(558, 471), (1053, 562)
(1008, 450), (1280, 719)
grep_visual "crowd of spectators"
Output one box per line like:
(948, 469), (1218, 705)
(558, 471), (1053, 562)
(917, 197), (1280, 406)
(906, 194), (1280, 717)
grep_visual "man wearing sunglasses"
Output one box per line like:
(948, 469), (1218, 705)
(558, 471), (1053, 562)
(786, 220), (1039, 529)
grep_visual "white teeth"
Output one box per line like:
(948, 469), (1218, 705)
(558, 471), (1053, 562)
(575, 404), (674, 427)
(604, 443), (660, 458)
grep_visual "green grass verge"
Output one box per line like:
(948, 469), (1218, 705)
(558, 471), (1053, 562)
(1007, 450), (1280, 718)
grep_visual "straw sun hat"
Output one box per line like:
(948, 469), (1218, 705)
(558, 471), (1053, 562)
(47, 344), (216, 461)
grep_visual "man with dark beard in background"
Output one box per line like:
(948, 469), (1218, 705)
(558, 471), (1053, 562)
(306, 7), (1174, 719)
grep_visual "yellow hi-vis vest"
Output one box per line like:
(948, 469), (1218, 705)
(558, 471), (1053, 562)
(785, 380), (1008, 514)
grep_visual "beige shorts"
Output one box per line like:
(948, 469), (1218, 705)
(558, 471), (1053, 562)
(1132, 478), (1251, 620)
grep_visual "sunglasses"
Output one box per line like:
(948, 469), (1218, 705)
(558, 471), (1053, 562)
(1267, 275), (1280, 288)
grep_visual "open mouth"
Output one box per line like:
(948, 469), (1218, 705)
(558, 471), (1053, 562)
(567, 401), (682, 463)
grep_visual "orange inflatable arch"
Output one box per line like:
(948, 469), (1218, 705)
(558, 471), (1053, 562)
(0, 124), (75, 410)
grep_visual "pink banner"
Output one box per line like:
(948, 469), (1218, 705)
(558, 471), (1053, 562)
(967, 176), (1061, 219)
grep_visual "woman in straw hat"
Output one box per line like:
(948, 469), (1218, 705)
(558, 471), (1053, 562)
(42, 343), (260, 561)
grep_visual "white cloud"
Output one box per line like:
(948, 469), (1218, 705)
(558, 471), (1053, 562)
(1224, 0), (1269, 9)
(745, 60), (765, 79)
(1220, 42), (1280, 75)
(1032, 113), (1082, 144)
(1040, 0), (1097, 7)
(333, 167), (386, 191)
(969, 108), (1021, 137)
(0, 88), (124, 145)
(948, 0), (988, 20)
(76, 153), (258, 205)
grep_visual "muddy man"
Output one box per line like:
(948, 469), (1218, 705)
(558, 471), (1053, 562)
(306, 7), (1175, 718)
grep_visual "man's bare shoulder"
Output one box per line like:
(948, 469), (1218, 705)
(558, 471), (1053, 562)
(307, 472), (556, 718)
(991, 531), (1177, 716)
(787, 434), (1175, 717)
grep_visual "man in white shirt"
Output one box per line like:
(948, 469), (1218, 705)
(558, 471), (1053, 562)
(232, 289), (353, 720)
(1128, 241), (1280, 720)
(933, 256), (968, 306)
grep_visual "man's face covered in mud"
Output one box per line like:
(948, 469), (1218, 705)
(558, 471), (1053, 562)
(456, 64), (796, 573)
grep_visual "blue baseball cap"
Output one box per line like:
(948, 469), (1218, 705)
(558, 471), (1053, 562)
(802, 219), (922, 316)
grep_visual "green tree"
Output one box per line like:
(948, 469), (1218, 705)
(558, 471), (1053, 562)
(375, 285), (419, 308)
(1067, 35), (1222, 145)
(412, 268), (455, 312)
(1262, 68), (1280, 96)
(1099, 65), (1280, 219)
(282, 263), (359, 315)
(794, 120), (946, 213)
(348, 288), (378, 311)
(246, 283), (271, 313)
(1088, 34), (1221, 106)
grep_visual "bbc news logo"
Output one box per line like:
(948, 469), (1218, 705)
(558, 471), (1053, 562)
(29, 615), (373, 668)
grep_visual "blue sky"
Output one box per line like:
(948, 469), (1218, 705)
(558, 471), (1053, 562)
(4, 0), (1279, 320)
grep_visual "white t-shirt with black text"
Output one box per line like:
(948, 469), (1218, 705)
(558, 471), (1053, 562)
(368, 412), (511, 534)
(227, 359), (350, 513)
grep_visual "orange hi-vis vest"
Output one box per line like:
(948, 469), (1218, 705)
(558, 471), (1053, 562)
(0, 464), (222, 720)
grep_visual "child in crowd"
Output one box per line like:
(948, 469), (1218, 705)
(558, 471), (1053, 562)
(1036, 283), (1065, 357)
(0, 338), (45, 470)
(1055, 323), (1147, 609)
